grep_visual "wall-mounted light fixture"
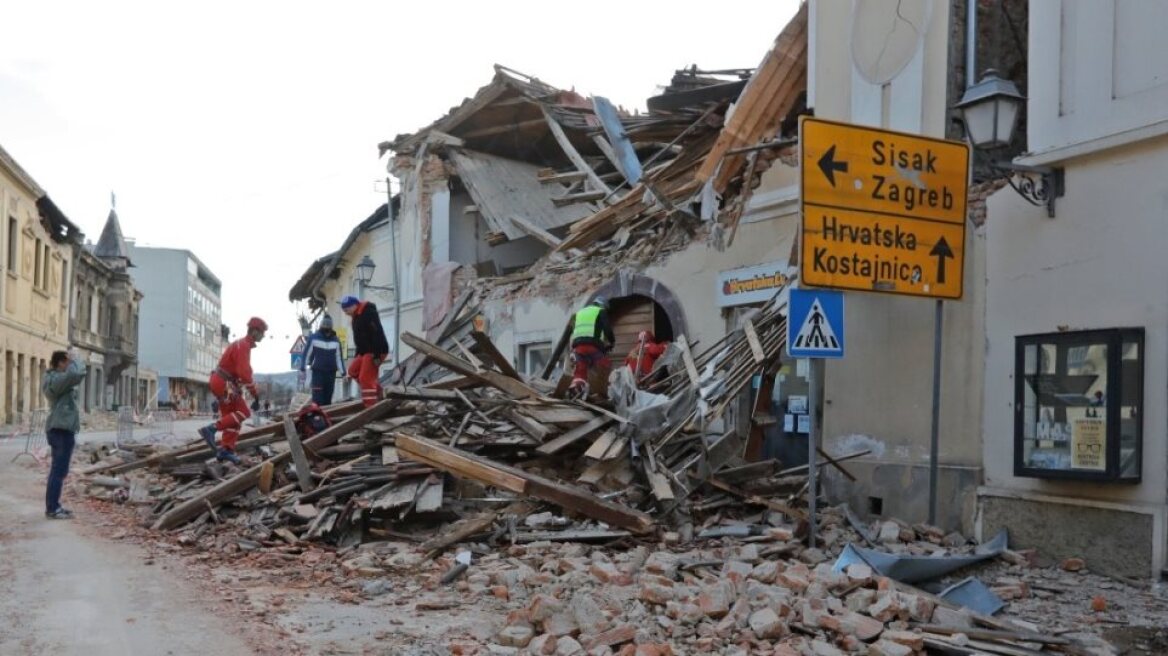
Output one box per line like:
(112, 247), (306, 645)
(956, 69), (1064, 217)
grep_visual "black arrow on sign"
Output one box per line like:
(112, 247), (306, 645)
(930, 236), (955, 284)
(817, 145), (848, 187)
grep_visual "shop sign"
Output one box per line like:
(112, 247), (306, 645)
(716, 260), (792, 307)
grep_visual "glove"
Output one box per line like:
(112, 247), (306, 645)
(251, 399), (260, 412)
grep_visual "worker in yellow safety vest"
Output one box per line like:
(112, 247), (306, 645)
(568, 297), (615, 395)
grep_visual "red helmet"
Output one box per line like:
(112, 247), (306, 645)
(247, 317), (268, 332)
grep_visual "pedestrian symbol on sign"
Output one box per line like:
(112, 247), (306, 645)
(788, 289), (845, 359)
(793, 299), (839, 351)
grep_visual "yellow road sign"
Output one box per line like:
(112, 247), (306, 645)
(800, 117), (970, 299)
(801, 205), (964, 298)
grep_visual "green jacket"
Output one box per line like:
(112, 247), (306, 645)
(43, 360), (86, 434)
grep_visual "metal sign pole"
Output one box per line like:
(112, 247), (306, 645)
(806, 358), (820, 546)
(928, 299), (943, 525)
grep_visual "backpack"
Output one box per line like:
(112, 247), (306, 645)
(294, 402), (332, 437)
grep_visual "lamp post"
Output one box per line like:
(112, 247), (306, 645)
(956, 69), (1064, 217)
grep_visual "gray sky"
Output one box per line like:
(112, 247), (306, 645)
(0, 0), (800, 372)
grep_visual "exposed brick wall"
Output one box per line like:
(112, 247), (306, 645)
(967, 178), (1008, 227)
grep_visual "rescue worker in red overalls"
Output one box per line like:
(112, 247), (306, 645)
(625, 330), (669, 385)
(339, 295), (389, 407)
(197, 317), (267, 465)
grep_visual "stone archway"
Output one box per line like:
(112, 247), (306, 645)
(586, 269), (688, 341)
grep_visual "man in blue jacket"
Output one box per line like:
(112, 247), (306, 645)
(299, 314), (344, 406)
(42, 348), (86, 519)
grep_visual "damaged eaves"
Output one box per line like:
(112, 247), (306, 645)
(287, 202), (391, 308)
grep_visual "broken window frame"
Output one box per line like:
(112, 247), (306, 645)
(1013, 328), (1143, 483)
(517, 341), (553, 377)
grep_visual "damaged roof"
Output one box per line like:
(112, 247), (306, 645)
(288, 203), (389, 306)
(447, 149), (600, 240)
(380, 65), (604, 168)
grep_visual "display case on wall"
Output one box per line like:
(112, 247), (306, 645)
(1014, 328), (1143, 482)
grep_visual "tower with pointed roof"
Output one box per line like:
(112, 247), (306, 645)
(93, 201), (132, 272)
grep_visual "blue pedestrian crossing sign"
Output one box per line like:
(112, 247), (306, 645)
(788, 289), (845, 359)
(291, 353), (304, 370)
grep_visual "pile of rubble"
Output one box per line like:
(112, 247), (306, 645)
(75, 289), (1125, 654)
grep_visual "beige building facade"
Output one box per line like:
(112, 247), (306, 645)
(0, 145), (82, 425)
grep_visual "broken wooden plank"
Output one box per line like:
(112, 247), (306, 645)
(552, 190), (607, 207)
(537, 170), (588, 184)
(541, 105), (612, 197)
(520, 406), (596, 425)
(469, 330), (522, 380)
(644, 462), (676, 501)
(395, 432), (527, 492)
(816, 446), (857, 482)
(284, 417), (314, 494)
(583, 430), (618, 460)
(577, 457), (627, 485)
(508, 215), (563, 249)
(381, 445), (399, 464)
(383, 386), (463, 402)
(743, 319), (766, 364)
(422, 512), (496, 559)
(677, 334), (701, 389)
(506, 409), (553, 442)
(397, 433), (652, 534)
(257, 461), (274, 494)
(372, 480), (422, 511)
(402, 332), (541, 399)
(689, 472), (806, 521)
(536, 415), (613, 455)
(414, 476), (445, 513)
(716, 459), (780, 484)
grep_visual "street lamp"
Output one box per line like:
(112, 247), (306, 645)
(956, 69), (1064, 217)
(356, 255), (376, 287)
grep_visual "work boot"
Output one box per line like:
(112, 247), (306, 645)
(198, 424), (217, 451)
(216, 448), (242, 465)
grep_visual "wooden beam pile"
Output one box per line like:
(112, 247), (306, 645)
(85, 298), (866, 558)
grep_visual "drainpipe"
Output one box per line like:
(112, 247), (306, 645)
(385, 171), (401, 370)
(967, 0), (978, 87)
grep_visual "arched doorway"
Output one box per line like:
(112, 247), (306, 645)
(587, 270), (687, 361)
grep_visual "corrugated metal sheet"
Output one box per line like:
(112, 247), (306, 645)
(448, 149), (600, 241)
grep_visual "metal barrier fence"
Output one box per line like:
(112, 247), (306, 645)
(116, 406), (134, 450)
(114, 408), (177, 450)
(9, 409), (48, 463)
(148, 409), (175, 440)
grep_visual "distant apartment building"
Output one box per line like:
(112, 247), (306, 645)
(70, 206), (154, 412)
(128, 244), (222, 411)
(0, 144), (82, 424)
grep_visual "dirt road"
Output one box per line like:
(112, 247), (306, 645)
(0, 447), (257, 655)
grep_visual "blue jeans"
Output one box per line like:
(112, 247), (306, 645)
(46, 428), (76, 513)
(310, 369), (336, 406)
